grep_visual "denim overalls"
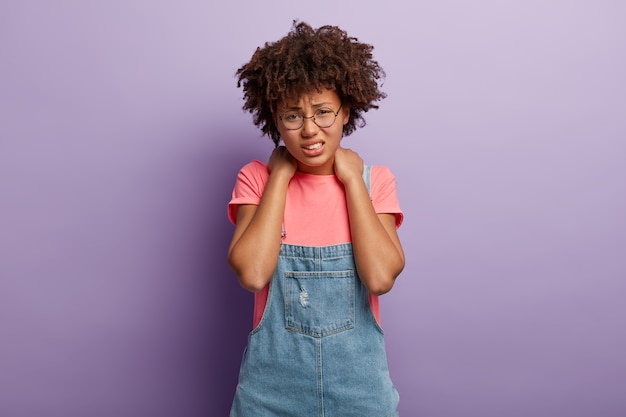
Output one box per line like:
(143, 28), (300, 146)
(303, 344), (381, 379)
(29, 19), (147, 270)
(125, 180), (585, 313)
(230, 166), (399, 417)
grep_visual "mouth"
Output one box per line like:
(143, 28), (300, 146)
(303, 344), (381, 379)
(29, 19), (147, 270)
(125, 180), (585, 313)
(303, 142), (323, 151)
(301, 141), (325, 156)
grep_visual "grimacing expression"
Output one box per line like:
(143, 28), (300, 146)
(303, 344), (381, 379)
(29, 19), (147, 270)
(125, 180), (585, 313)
(275, 88), (350, 175)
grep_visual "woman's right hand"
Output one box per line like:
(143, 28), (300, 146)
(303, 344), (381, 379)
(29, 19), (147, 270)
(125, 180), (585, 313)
(268, 145), (297, 178)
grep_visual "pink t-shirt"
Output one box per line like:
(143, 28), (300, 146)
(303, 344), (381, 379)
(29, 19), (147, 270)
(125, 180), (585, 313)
(228, 160), (404, 328)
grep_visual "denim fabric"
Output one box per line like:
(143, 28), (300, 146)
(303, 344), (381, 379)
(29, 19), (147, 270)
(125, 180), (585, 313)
(230, 167), (399, 417)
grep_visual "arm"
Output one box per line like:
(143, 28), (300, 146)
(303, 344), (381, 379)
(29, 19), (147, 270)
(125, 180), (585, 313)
(227, 147), (296, 292)
(334, 148), (405, 295)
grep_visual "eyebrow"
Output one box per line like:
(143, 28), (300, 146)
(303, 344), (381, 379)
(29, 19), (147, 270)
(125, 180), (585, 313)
(283, 102), (335, 111)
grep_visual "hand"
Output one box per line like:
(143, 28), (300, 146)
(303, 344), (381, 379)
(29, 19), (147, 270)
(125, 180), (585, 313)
(268, 146), (297, 179)
(333, 147), (363, 185)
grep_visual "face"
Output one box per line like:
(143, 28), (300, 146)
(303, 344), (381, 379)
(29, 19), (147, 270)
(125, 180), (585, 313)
(275, 87), (350, 175)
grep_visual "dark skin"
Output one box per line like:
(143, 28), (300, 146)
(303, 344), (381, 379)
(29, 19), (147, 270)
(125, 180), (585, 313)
(228, 89), (405, 294)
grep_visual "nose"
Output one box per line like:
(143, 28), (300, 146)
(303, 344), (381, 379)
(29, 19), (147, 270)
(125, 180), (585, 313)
(301, 117), (319, 137)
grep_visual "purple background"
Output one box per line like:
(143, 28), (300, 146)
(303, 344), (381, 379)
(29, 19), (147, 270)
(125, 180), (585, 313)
(1, 1), (625, 416)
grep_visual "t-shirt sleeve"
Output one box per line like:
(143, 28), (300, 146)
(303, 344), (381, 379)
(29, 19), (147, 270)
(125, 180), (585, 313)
(371, 165), (404, 228)
(227, 160), (269, 225)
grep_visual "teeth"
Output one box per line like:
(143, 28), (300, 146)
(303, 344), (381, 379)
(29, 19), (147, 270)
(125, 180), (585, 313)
(304, 143), (322, 150)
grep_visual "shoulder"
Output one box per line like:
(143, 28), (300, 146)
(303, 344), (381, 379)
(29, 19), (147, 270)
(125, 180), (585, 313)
(228, 160), (269, 224)
(239, 160), (269, 178)
(235, 160), (269, 189)
(231, 159), (270, 198)
(370, 165), (398, 191)
(370, 165), (396, 180)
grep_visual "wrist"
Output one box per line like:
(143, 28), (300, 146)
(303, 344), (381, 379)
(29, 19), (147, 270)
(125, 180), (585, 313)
(340, 174), (365, 190)
(268, 168), (294, 184)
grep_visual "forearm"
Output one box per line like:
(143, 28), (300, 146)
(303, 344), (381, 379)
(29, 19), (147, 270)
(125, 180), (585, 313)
(228, 172), (291, 292)
(344, 177), (405, 295)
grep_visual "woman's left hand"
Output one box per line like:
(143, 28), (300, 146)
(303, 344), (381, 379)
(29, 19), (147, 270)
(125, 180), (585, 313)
(333, 147), (363, 185)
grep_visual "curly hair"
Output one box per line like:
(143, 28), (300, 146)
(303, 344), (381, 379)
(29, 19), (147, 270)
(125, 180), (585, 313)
(236, 21), (386, 146)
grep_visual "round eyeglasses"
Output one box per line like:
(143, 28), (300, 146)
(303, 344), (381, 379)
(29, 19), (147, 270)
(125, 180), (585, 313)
(279, 105), (342, 130)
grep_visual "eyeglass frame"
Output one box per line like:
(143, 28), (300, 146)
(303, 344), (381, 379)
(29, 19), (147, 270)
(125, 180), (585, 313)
(278, 104), (343, 130)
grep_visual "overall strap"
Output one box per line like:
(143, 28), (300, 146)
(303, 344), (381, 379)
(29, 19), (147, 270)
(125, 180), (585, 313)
(362, 164), (372, 197)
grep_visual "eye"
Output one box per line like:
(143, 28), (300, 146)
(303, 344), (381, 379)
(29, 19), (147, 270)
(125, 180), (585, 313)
(316, 108), (334, 116)
(282, 112), (301, 122)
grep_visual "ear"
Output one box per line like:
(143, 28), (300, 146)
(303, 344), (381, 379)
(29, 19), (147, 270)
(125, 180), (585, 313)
(341, 105), (351, 125)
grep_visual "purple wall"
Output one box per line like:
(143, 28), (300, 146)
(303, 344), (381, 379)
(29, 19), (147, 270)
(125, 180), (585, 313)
(1, 1), (625, 416)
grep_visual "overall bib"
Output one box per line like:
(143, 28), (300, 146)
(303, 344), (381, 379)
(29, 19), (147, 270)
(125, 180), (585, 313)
(230, 167), (399, 417)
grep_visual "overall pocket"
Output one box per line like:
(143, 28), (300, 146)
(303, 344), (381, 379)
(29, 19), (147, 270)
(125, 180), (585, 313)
(284, 270), (355, 338)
